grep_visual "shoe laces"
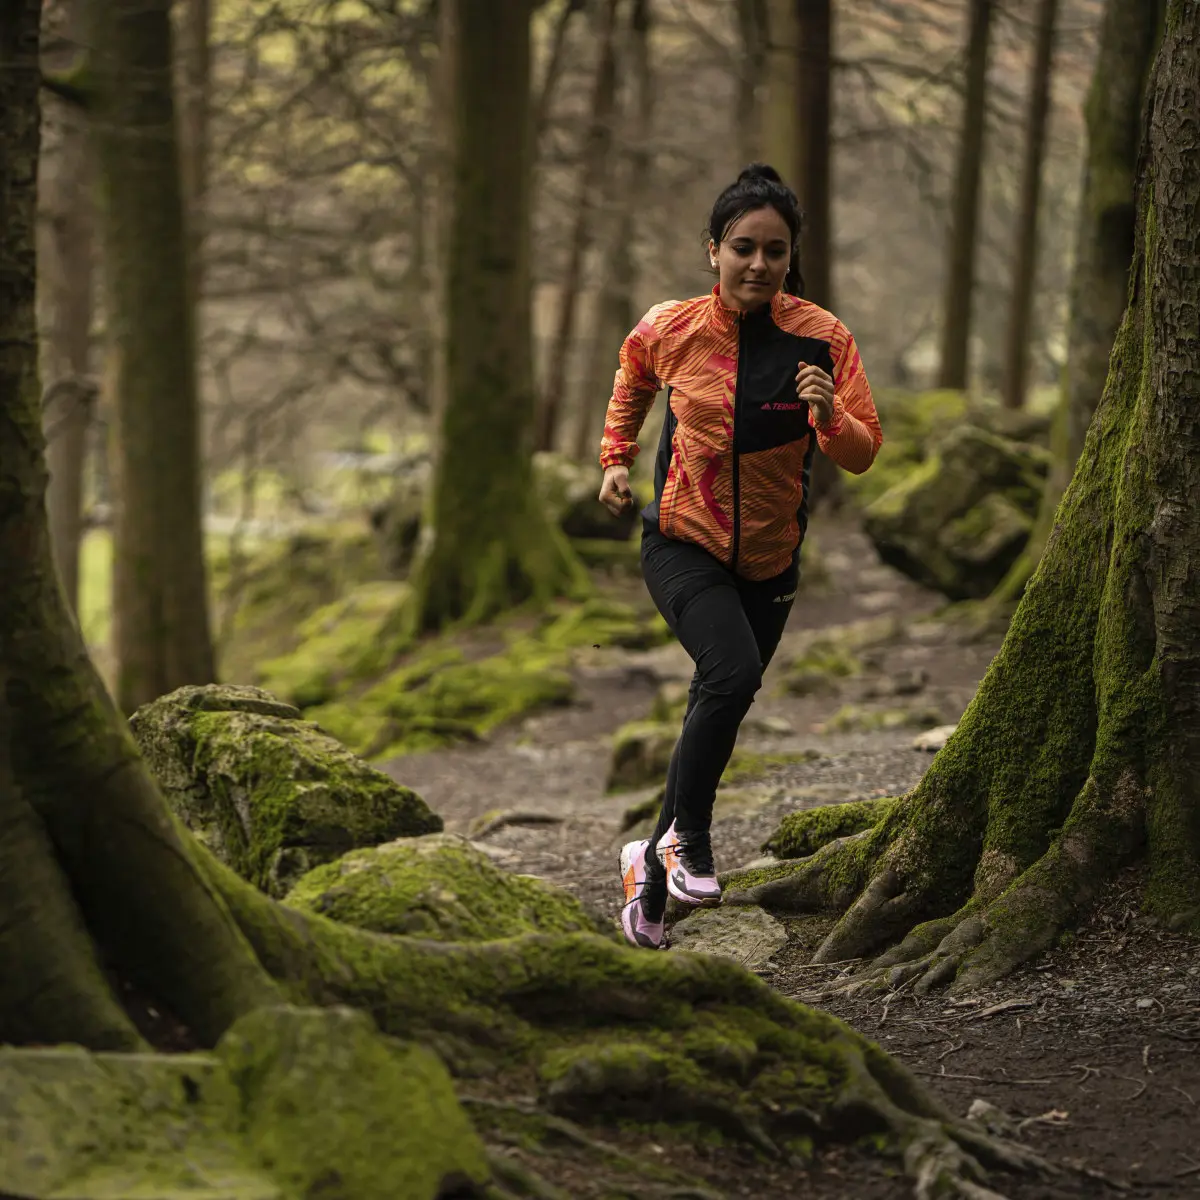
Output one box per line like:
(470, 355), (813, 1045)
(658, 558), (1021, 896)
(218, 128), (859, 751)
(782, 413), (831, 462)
(624, 874), (667, 923)
(675, 828), (715, 876)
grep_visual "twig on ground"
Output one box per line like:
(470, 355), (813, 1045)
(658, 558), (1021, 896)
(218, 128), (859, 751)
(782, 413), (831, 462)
(471, 810), (566, 839)
(1171, 1084), (1196, 1106)
(1114, 1075), (1146, 1101)
(937, 1039), (966, 1062)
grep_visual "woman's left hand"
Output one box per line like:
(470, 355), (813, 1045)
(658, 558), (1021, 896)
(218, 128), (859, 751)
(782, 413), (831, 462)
(795, 361), (836, 426)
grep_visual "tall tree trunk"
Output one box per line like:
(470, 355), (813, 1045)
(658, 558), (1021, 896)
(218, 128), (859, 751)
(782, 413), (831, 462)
(936, 0), (993, 390)
(572, 0), (651, 465)
(989, 0), (1161, 604)
(39, 0), (95, 615)
(762, 0), (800, 185)
(535, 0), (621, 454)
(533, 0), (586, 142)
(736, 0), (768, 164)
(87, 0), (216, 710)
(727, 0), (1200, 988)
(412, 0), (583, 629)
(1000, 0), (1060, 411)
(1, 0), (279, 1048)
(794, 0), (842, 511)
(794, 0), (832, 311)
(176, 0), (210, 304)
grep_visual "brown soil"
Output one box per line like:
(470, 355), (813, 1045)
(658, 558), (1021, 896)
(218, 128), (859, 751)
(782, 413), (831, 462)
(382, 519), (1200, 1199)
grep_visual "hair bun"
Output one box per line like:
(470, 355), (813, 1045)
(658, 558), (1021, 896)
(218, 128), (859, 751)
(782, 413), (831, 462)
(737, 162), (784, 185)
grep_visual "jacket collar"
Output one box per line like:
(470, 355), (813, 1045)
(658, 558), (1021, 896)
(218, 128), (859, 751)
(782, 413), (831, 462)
(706, 284), (789, 333)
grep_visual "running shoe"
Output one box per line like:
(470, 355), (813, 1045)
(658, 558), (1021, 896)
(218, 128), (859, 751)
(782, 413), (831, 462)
(619, 838), (665, 949)
(656, 820), (721, 906)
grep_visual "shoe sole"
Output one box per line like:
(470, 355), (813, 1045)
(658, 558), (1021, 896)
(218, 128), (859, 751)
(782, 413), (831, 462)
(666, 869), (722, 907)
(619, 840), (645, 902)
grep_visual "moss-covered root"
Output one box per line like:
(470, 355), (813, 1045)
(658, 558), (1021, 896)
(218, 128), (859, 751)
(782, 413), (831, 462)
(834, 765), (1149, 997)
(721, 818), (897, 914)
(200, 852), (1044, 1198)
(764, 797), (898, 859)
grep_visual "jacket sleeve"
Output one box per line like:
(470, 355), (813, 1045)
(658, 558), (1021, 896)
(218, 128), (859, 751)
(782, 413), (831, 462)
(813, 321), (882, 474)
(598, 308), (665, 470)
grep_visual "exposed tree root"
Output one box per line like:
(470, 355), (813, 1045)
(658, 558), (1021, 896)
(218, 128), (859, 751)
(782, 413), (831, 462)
(194, 850), (1047, 1198)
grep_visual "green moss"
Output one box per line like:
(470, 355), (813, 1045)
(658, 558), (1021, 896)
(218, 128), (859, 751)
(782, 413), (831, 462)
(257, 580), (414, 708)
(0, 1008), (488, 1199)
(284, 834), (610, 942)
(819, 705), (944, 734)
(310, 640), (575, 760)
(606, 720), (677, 792)
(129, 684), (441, 896)
(766, 798), (898, 859)
(531, 595), (671, 653)
(720, 748), (822, 787)
(782, 641), (862, 696)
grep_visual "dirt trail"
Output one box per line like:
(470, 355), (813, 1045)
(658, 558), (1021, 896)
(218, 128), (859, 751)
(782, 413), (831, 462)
(382, 520), (1199, 1199)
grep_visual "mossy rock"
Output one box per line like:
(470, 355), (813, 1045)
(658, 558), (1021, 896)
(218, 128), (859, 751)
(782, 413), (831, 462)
(309, 642), (575, 761)
(818, 704), (945, 734)
(765, 797), (897, 858)
(719, 747), (822, 787)
(782, 639), (862, 696)
(217, 524), (385, 685)
(533, 594), (671, 653)
(256, 580), (413, 708)
(0, 1006), (487, 1199)
(863, 424), (1051, 600)
(284, 833), (610, 941)
(129, 684), (441, 897)
(606, 720), (678, 792)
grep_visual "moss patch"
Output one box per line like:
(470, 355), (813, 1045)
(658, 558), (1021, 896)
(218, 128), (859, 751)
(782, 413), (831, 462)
(129, 684), (440, 897)
(606, 721), (677, 793)
(766, 798), (898, 859)
(0, 1007), (487, 1200)
(256, 580), (414, 708)
(284, 833), (610, 942)
(720, 748), (823, 787)
(817, 705), (945, 734)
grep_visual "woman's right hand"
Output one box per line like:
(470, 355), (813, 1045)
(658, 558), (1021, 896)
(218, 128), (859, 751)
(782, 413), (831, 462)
(599, 465), (634, 517)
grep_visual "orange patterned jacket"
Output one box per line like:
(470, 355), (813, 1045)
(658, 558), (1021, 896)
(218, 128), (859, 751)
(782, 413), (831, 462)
(600, 286), (882, 580)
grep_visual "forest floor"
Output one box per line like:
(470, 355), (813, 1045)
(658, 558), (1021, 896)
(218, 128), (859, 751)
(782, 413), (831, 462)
(381, 519), (1200, 1200)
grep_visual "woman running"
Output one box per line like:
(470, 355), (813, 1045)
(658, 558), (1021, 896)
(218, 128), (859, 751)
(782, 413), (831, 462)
(597, 163), (883, 949)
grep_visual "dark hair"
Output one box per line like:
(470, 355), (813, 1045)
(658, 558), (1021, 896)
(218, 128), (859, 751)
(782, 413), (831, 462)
(706, 163), (805, 297)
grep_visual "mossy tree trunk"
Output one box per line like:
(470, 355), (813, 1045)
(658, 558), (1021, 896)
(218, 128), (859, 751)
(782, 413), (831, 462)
(412, 0), (583, 631)
(936, 0), (993, 391)
(991, 0), (1162, 604)
(728, 0), (1200, 988)
(87, 0), (215, 711)
(535, 0), (621, 454)
(38, 0), (95, 615)
(999, 0), (1059, 411)
(2, 20), (1045, 1191)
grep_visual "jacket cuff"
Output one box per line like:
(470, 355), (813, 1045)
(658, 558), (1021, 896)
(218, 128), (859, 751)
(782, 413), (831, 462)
(600, 449), (635, 470)
(815, 393), (846, 439)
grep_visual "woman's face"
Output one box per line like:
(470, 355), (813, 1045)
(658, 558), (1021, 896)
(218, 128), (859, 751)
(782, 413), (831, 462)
(709, 206), (792, 311)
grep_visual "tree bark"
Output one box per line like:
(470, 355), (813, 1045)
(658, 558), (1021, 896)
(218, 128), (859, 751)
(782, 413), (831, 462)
(794, 0), (843, 511)
(762, 0), (800, 186)
(1000, 0), (1060, 411)
(39, 0), (95, 615)
(412, 0), (583, 630)
(727, 0), (1200, 986)
(989, 0), (1161, 605)
(87, 0), (216, 711)
(794, 0), (832, 311)
(936, 0), (993, 391)
(533, 0), (587, 142)
(1, 0), (279, 1048)
(535, 0), (621, 454)
(736, 0), (768, 164)
(176, 0), (211, 305)
(571, 0), (651, 464)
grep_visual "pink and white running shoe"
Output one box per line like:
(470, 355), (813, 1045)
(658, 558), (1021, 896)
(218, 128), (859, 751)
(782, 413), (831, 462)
(656, 820), (721, 906)
(619, 838), (666, 949)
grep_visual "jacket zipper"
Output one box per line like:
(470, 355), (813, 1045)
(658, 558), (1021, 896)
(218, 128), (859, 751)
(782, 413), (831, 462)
(730, 313), (747, 569)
